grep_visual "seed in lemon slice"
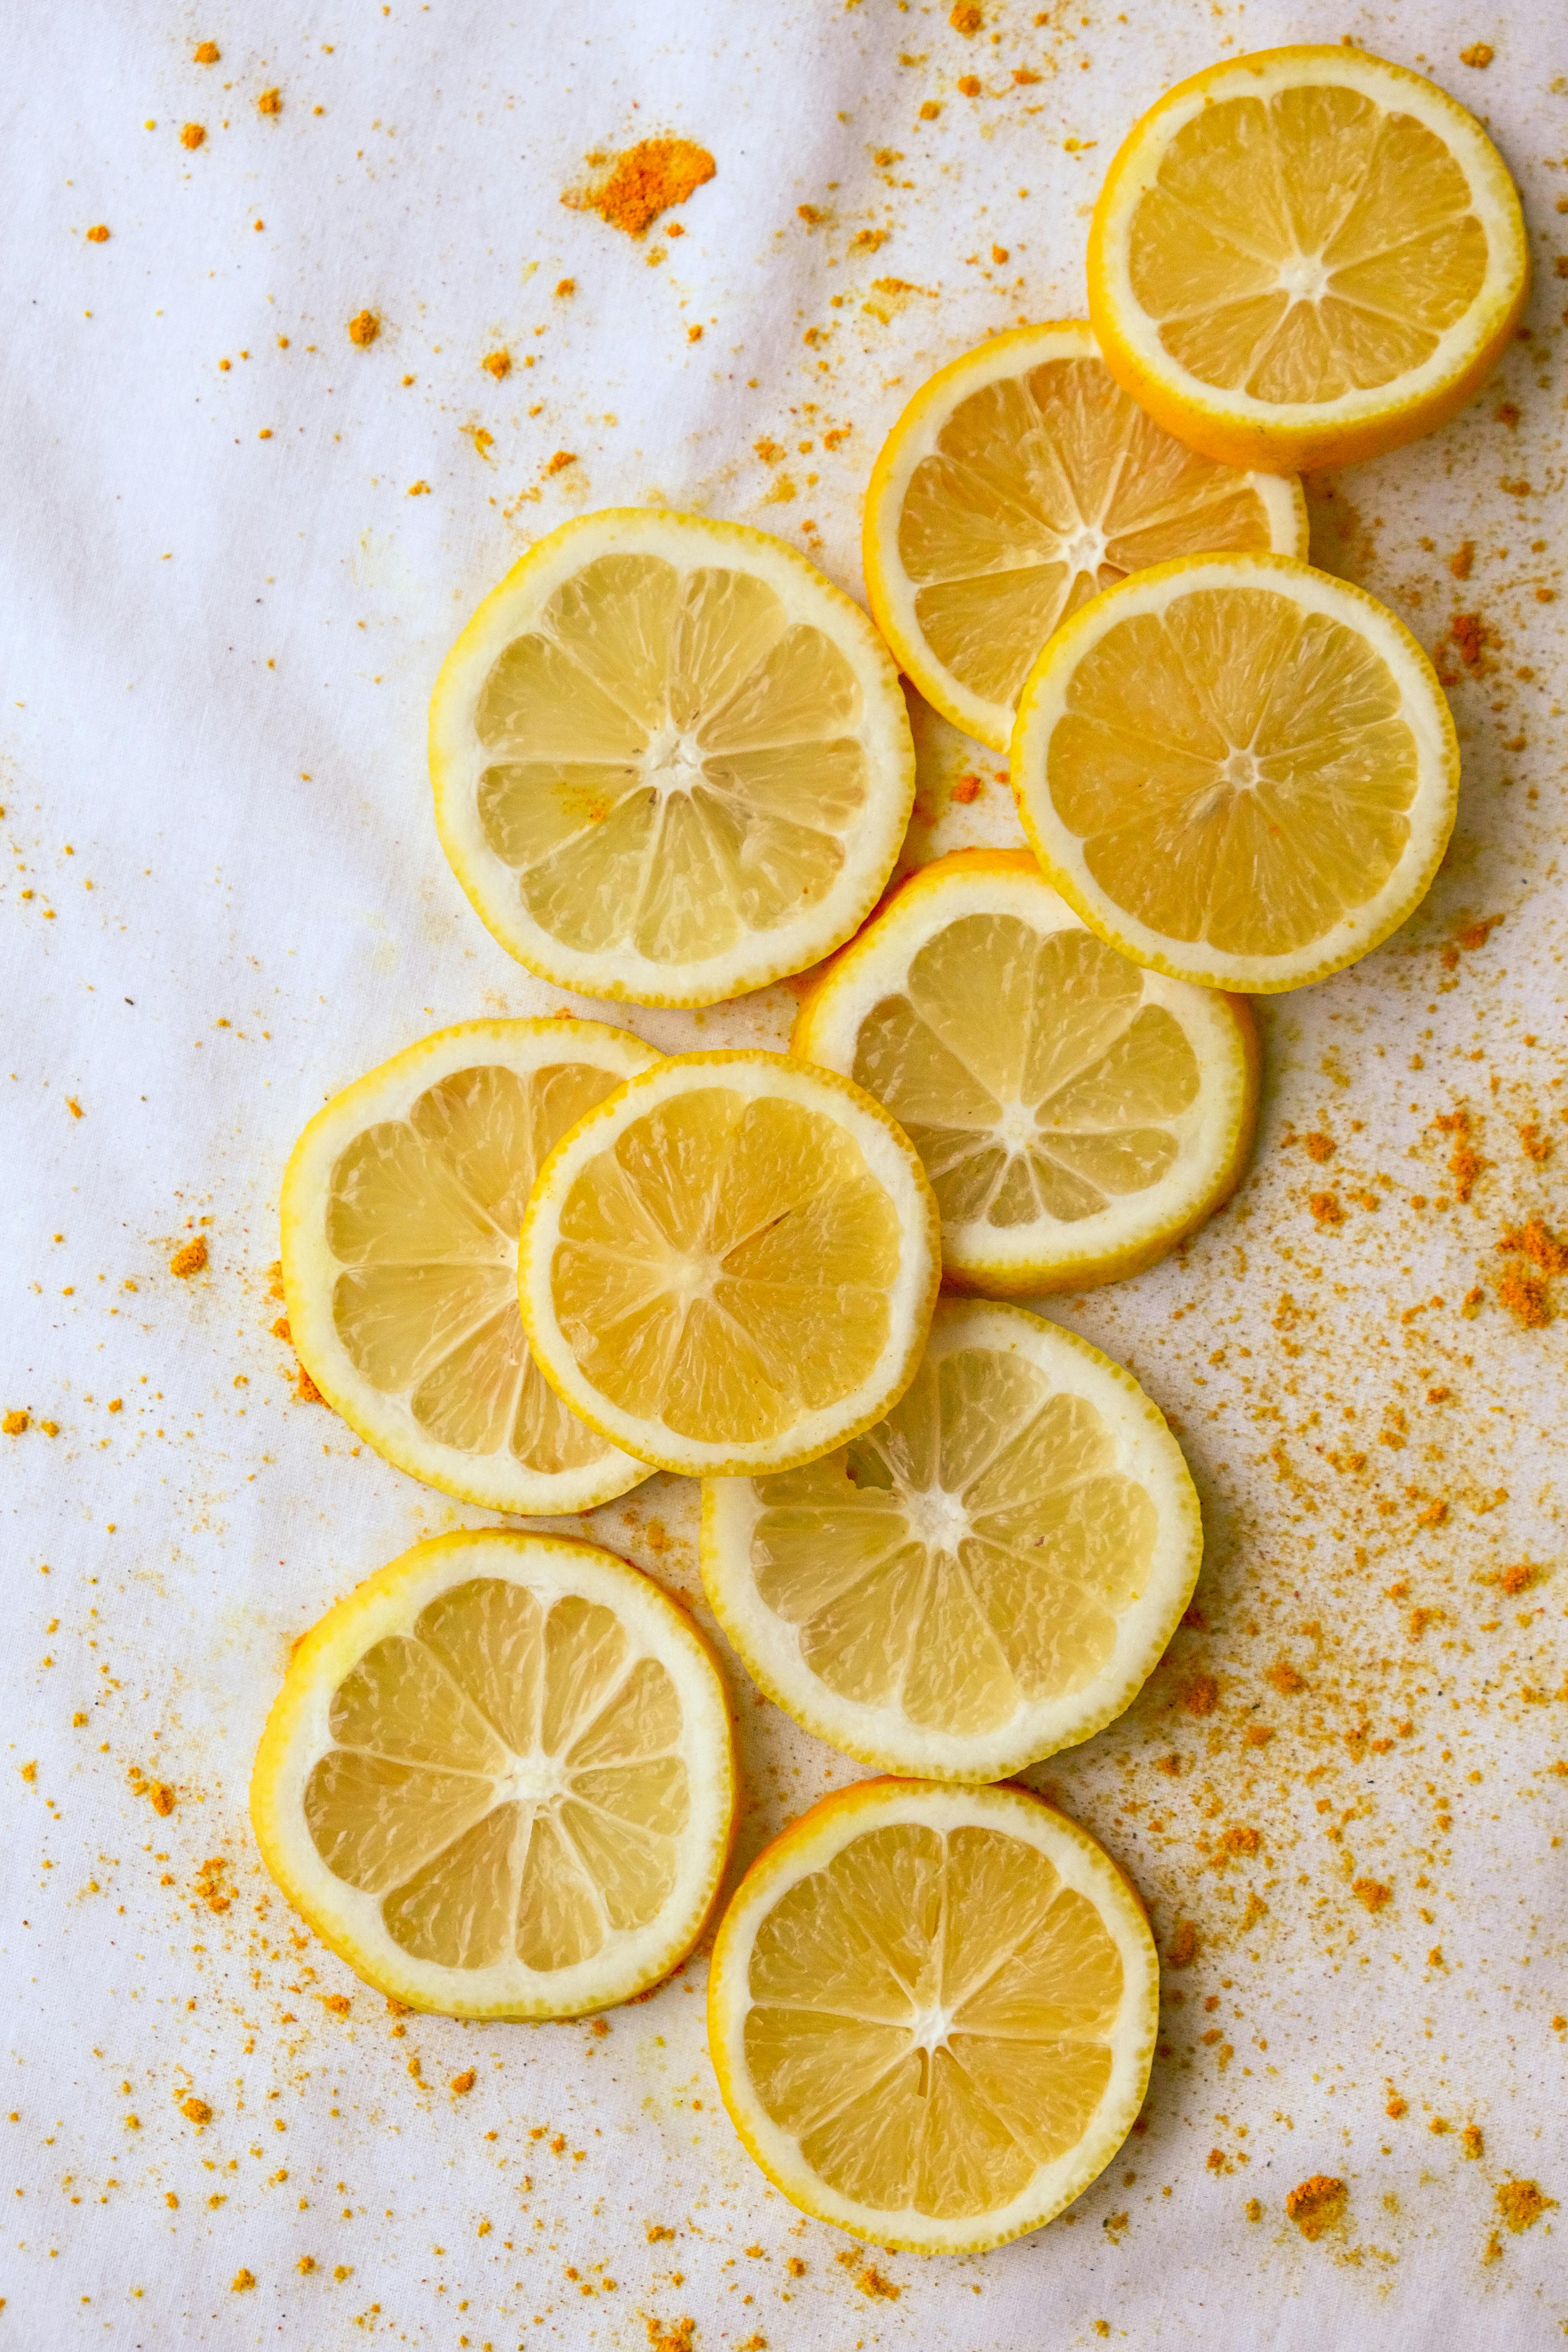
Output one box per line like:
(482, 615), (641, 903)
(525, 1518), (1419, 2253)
(250, 1528), (737, 2018)
(1088, 45), (1528, 473)
(702, 1296), (1200, 1781)
(1011, 553), (1458, 994)
(707, 1776), (1157, 2252)
(428, 507), (916, 1006)
(794, 848), (1257, 1294)
(282, 1018), (658, 1516)
(518, 1050), (940, 1479)
(862, 320), (1306, 753)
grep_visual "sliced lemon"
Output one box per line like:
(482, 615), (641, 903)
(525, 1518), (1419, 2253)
(863, 320), (1306, 753)
(1011, 553), (1458, 993)
(708, 1776), (1157, 2252)
(282, 1018), (658, 1516)
(429, 508), (916, 1006)
(518, 1050), (940, 1479)
(702, 1296), (1200, 1781)
(794, 849), (1257, 1293)
(1088, 45), (1528, 472)
(251, 1528), (737, 2018)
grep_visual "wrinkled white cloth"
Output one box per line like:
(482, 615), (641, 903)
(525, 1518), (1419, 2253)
(3, 1), (1564, 2343)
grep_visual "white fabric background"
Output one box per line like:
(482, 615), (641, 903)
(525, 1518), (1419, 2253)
(3, 1), (1565, 2343)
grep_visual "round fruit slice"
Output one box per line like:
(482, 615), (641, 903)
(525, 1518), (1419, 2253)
(1010, 553), (1458, 993)
(251, 1528), (737, 2018)
(282, 1019), (659, 1516)
(863, 320), (1307, 753)
(793, 849), (1257, 1293)
(519, 1050), (940, 1478)
(429, 507), (916, 1006)
(708, 1776), (1158, 2252)
(702, 1296), (1200, 1780)
(1088, 45), (1528, 473)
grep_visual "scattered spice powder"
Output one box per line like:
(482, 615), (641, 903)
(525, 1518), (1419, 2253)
(1353, 1878), (1392, 1913)
(181, 2097), (212, 2126)
(169, 1235), (207, 1277)
(231, 2269), (256, 2292)
(951, 773), (983, 804)
(950, 2), (983, 28)
(1495, 2179), (1555, 2233)
(1285, 2174), (1346, 2241)
(1166, 1920), (1199, 1968)
(1386, 2093), (1408, 2119)
(1458, 40), (1494, 66)
(482, 350), (511, 379)
(3, 1410), (28, 1436)
(572, 139), (715, 238)
(180, 123), (206, 150)
(257, 88), (281, 115)
(348, 310), (380, 348)
(1180, 1671), (1218, 1716)
(85, 224), (110, 243)
(449, 2069), (476, 2095)
(193, 40), (219, 63)
(545, 450), (577, 475)
(1462, 2125), (1485, 2159)
(1449, 611), (1488, 673)
(645, 2321), (696, 2352)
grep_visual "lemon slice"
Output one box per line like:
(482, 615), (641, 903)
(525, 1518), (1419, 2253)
(1088, 45), (1528, 472)
(702, 1296), (1200, 1780)
(794, 849), (1257, 1293)
(282, 1019), (658, 1516)
(429, 508), (916, 1006)
(1011, 553), (1458, 993)
(518, 1050), (940, 1478)
(863, 321), (1307, 753)
(708, 1776), (1157, 2252)
(251, 1528), (737, 2018)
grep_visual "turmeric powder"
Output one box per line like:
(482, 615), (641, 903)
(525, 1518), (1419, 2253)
(570, 138), (715, 237)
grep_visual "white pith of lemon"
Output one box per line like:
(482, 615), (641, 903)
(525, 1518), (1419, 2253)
(707, 1776), (1158, 2252)
(429, 507), (916, 1006)
(1087, 45), (1529, 472)
(793, 848), (1257, 1292)
(518, 1050), (941, 1479)
(281, 1019), (659, 1516)
(1009, 553), (1459, 994)
(250, 1529), (737, 2019)
(701, 1296), (1201, 1781)
(863, 320), (1307, 753)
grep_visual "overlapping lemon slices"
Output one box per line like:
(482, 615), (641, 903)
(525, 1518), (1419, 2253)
(281, 1019), (658, 1515)
(250, 1530), (737, 2018)
(708, 1778), (1158, 2251)
(863, 320), (1306, 752)
(1088, 45), (1528, 472)
(429, 508), (916, 1006)
(703, 1297), (1200, 1780)
(1011, 553), (1459, 992)
(795, 850), (1256, 1292)
(519, 1050), (940, 1477)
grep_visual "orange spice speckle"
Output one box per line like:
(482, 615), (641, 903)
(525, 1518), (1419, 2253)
(449, 2069), (476, 2096)
(181, 2098), (212, 2126)
(170, 1235), (208, 1278)
(546, 450), (577, 475)
(1309, 1191), (1344, 1227)
(1496, 2179), (1556, 2233)
(1167, 1920), (1199, 1968)
(3, 1410), (28, 1437)
(1458, 40), (1494, 66)
(1180, 1672), (1218, 1717)
(570, 139), (715, 238)
(957, 75), (983, 96)
(231, 2269), (256, 2292)
(348, 310), (380, 348)
(1462, 2125), (1485, 2159)
(295, 1363), (325, 1404)
(1353, 1878), (1392, 1913)
(180, 123), (205, 150)
(85, 224), (110, 243)
(1386, 2093), (1408, 2119)
(949, 2), (983, 29)
(482, 350), (511, 379)
(193, 41), (219, 64)
(1285, 2174), (1346, 2242)
(257, 88), (281, 115)
(951, 773), (983, 804)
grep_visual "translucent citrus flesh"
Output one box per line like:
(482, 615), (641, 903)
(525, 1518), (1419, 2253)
(550, 1088), (904, 1447)
(1127, 85), (1488, 402)
(851, 913), (1200, 1230)
(744, 1820), (1122, 2218)
(474, 553), (871, 966)
(896, 354), (1284, 714)
(1046, 586), (1418, 957)
(303, 1577), (691, 1972)
(744, 1341), (1156, 1735)
(326, 1062), (621, 1476)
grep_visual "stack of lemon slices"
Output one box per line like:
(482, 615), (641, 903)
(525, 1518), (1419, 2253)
(253, 43), (1520, 2259)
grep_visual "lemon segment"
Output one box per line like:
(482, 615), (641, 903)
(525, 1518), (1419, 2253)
(1010, 554), (1458, 994)
(863, 322), (1307, 752)
(1088, 46), (1528, 472)
(707, 1777), (1158, 2252)
(429, 509), (916, 1006)
(250, 1529), (738, 2018)
(702, 1297), (1200, 1780)
(794, 849), (1257, 1293)
(518, 1051), (941, 1478)
(282, 1019), (659, 1516)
